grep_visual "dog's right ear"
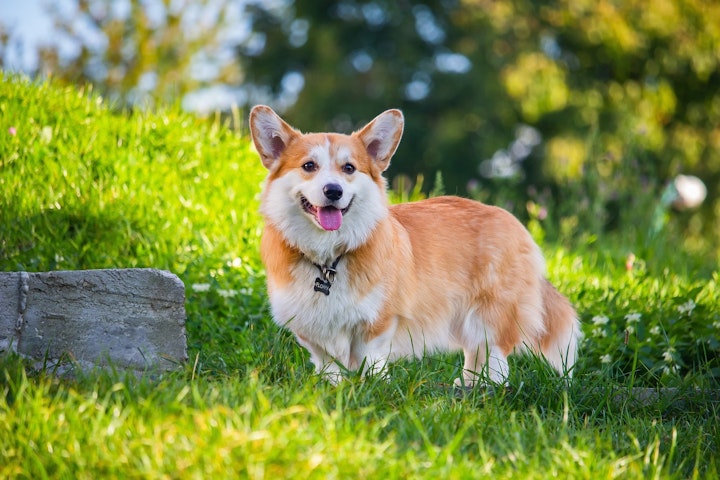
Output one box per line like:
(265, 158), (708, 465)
(249, 105), (298, 169)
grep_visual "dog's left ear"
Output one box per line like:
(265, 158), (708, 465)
(249, 105), (299, 170)
(355, 109), (404, 172)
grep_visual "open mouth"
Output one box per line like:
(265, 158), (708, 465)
(300, 195), (352, 231)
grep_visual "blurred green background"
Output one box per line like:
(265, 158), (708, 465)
(2, 0), (718, 258)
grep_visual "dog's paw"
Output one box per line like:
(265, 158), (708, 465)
(452, 378), (511, 399)
(454, 375), (482, 389)
(454, 374), (509, 389)
(323, 372), (344, 385)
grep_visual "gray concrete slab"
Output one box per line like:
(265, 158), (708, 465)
(1, 269), (187, 373)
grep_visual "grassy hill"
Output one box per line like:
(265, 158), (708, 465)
(1, 74), (718, 478)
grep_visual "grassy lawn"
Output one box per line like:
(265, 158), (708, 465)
(1, 74), (718, 478)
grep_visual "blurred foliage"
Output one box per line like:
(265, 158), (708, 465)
(2, 0), (719, 258)
(240, 0), (720, 258)
(1, 0), (243, 108)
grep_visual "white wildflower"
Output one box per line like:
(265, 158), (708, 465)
(662, 347), (676, 363)
(649, 325), (661, 336)
(677, 300), (696, 315)
(600, 354), (613, 364)
(592, 327), (607, 338)
(626, 326), (635, 335)
(625, 313), (642, 324)
(592, 315), (609, 326)
(217, 289), (239, 298)
(191, 283), (211, 293)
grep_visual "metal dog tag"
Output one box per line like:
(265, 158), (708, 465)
(314, 277), (331, 295)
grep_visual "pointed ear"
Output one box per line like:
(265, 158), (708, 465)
(354, 109), (404, 171)
(249, 105), (299, 169)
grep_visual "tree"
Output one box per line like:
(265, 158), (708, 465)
(240, 0), (720, 251)
(2, 0), (244, 108)
(3, 0), (719, 252)
(240, 0), (516, 195)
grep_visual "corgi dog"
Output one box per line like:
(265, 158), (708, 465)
(249, 105), (580, 386)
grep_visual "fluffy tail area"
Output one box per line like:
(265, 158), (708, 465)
(540, 279), (582, 376)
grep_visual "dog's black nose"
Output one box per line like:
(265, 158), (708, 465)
(323, 183), (343, 201)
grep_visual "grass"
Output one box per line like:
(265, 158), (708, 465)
(1, 73), (719, 478)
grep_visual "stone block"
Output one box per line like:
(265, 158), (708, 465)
(0, 269), (187, 373)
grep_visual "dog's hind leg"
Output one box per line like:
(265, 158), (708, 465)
(539, 279), (581, 377)
(454, 310), (511, 387)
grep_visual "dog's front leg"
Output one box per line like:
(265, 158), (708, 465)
(296, 334), (351, 384)
(351, 320), (398, 380)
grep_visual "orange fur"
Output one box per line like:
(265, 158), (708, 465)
(250, 105), (580, 385)
(260, 224), (300, 291)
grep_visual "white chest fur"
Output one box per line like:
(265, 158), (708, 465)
(268, 259), (385, 343)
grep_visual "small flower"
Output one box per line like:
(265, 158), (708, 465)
(8, 126), (17, 136)
(600, 354), (613, 364)
(592, 327), (607, 338)
(649, 325), (661, 336)
(625, 313), (641, 324)
(625, 326), (635, 335)
(662, 365), (679, 376)
(662, 347), (676, 363)
(677, 300), (696, 315)
(191, 283), (211, 292)
(537, 206), (548, 221)
(592, 315), (609, 326)
(217, 289), (238, 298)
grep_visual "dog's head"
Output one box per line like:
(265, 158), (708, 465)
(249, 105), (404, 253)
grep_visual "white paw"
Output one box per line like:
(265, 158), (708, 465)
(454, 375), (481, 388)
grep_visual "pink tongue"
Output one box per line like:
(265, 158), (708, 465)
(318, 206), (343, 231)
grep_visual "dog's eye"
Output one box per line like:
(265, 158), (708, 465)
(302, 161), (317, 172)
(341, 163), (356, 174)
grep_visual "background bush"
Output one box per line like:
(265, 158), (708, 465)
(2, 0), (719, 258)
